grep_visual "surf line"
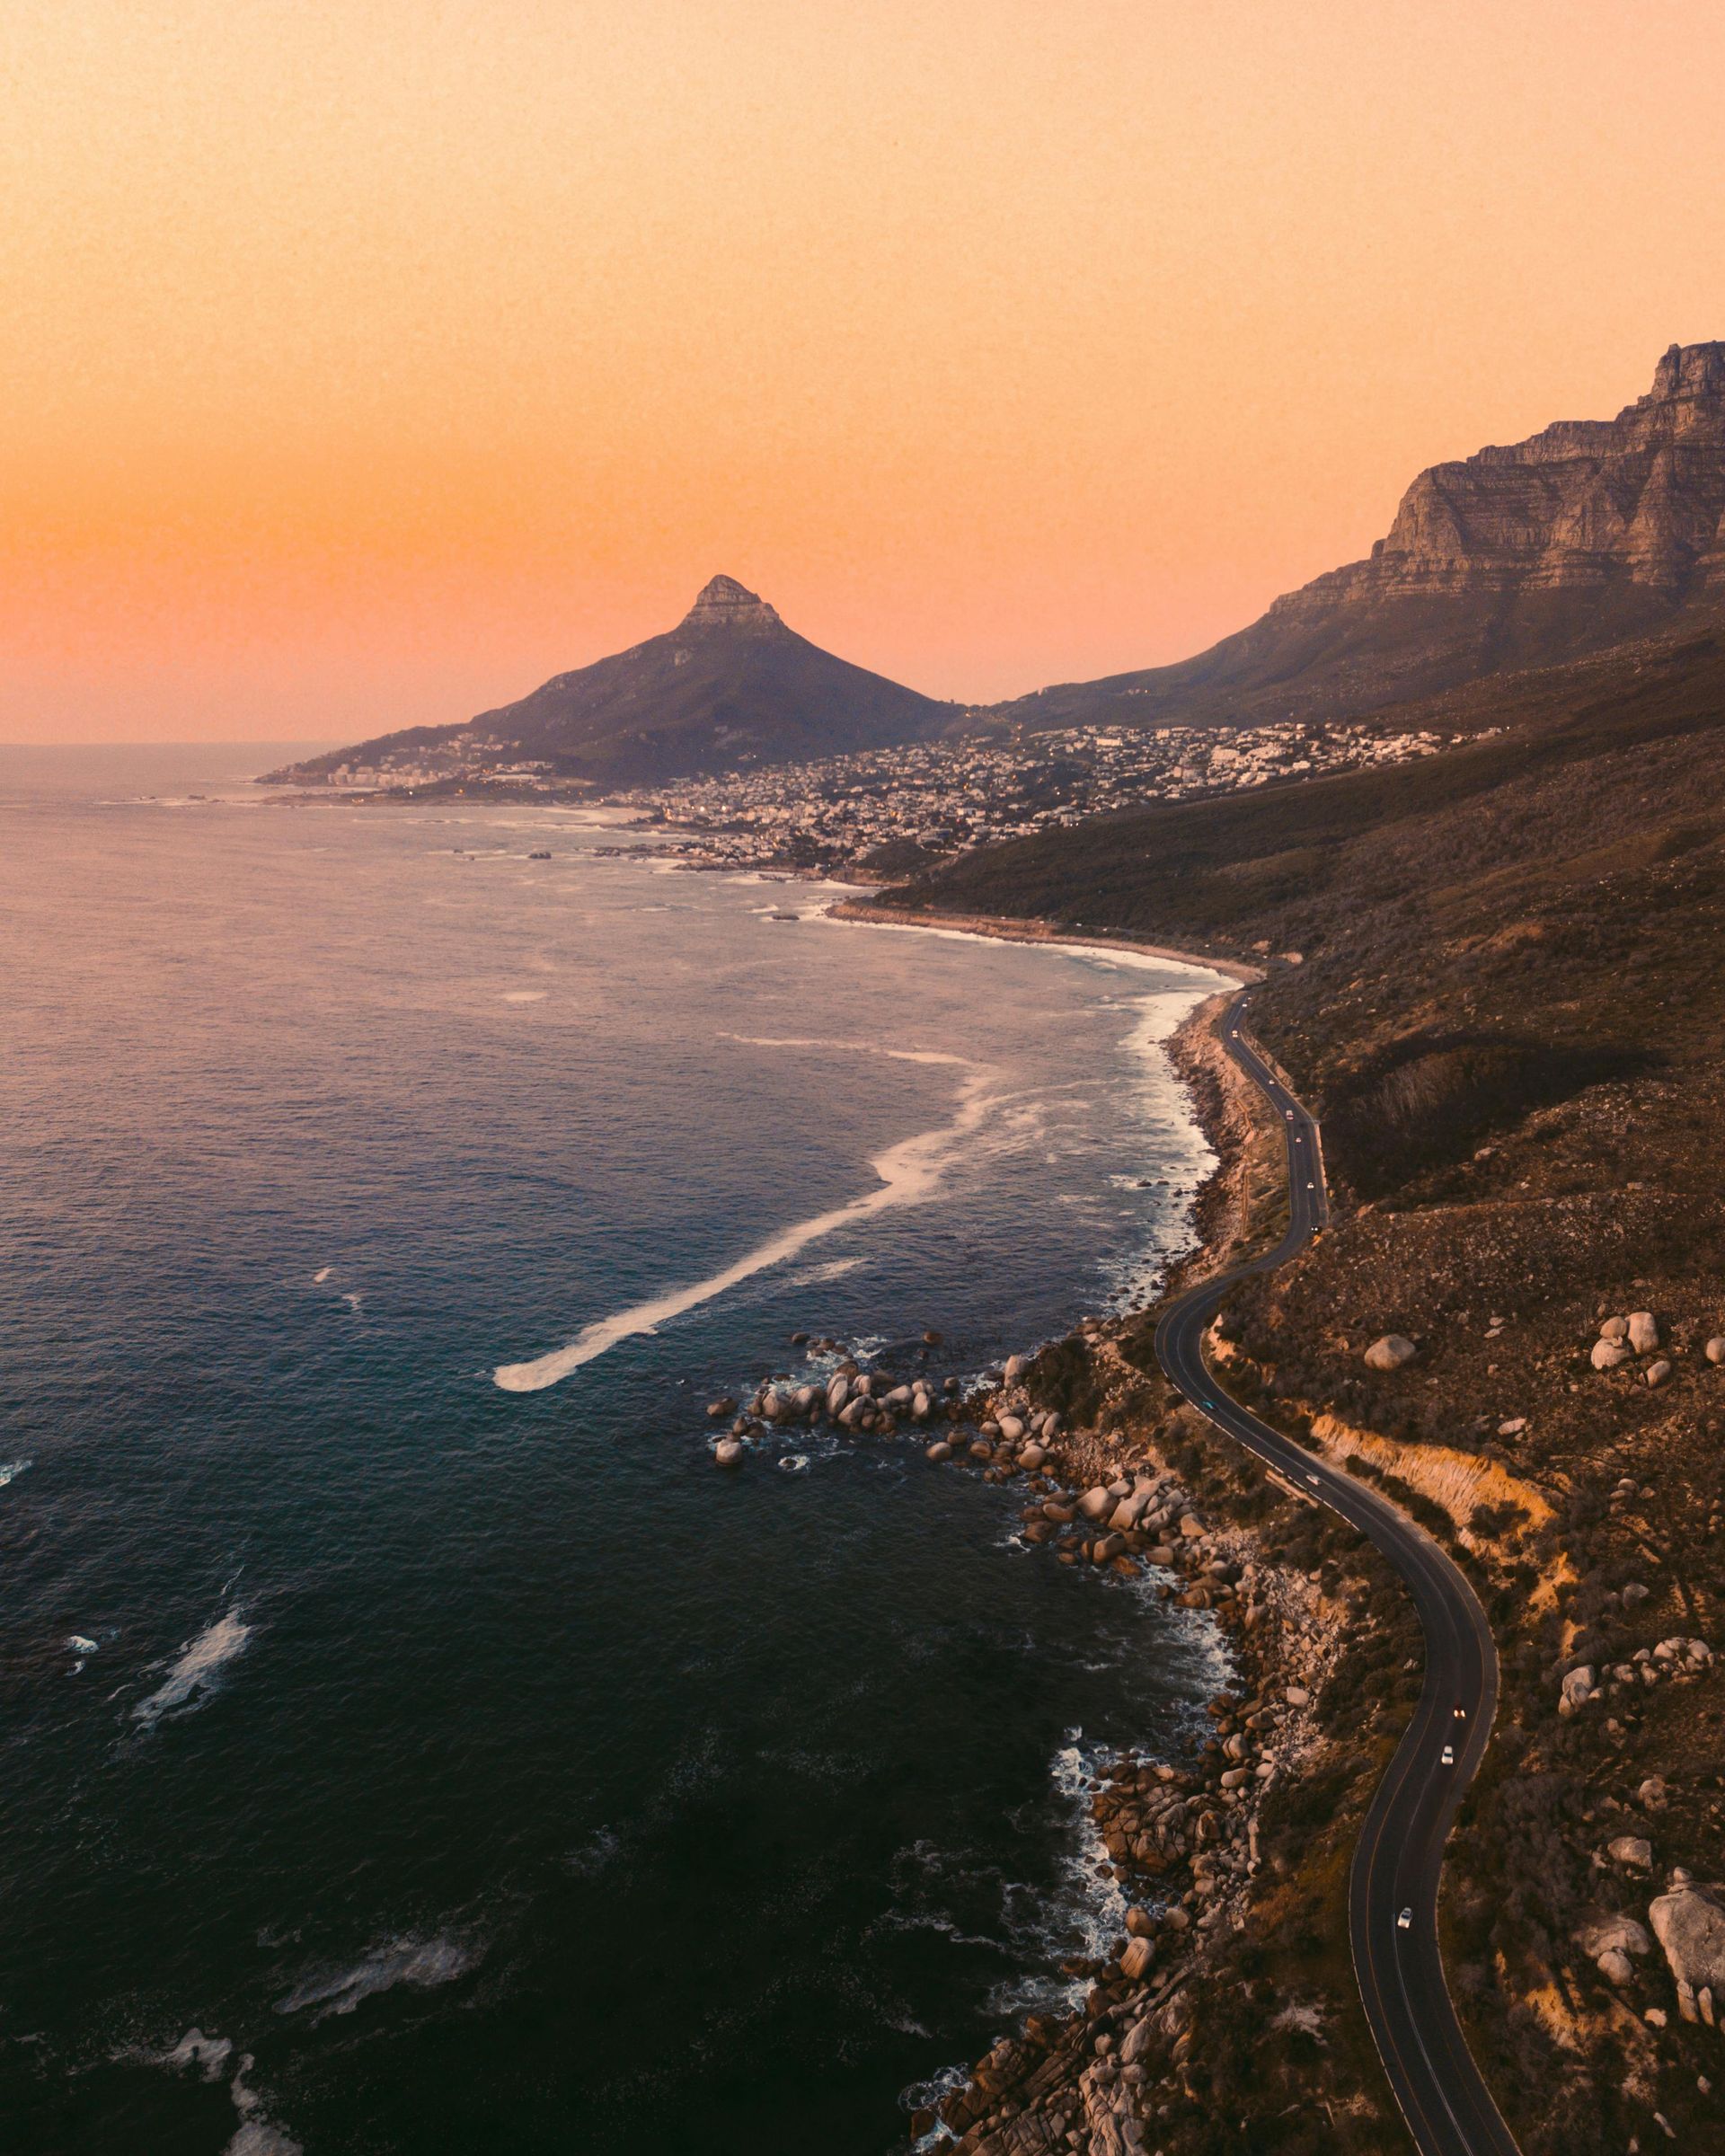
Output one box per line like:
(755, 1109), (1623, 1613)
(491, 1049), (1000, 1393)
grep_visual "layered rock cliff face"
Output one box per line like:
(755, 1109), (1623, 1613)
(1322, 341), (1725, 601)
(1008, 342), (1725, 731)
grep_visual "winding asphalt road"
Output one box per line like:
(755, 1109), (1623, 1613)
(1153, 990), (1520, 2156)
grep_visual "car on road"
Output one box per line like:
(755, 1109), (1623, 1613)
(1305, 1473), (1321, 1487)
(1306, 1181), (1314, 1189)
(1453, 1703), (1467, 1720)
(1440, 1744), (1455, 1766)
(1285, 1109), (1294, 1120)
(1397, 1908), (1412, 1931)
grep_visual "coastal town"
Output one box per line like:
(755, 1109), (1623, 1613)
(310, 716), (1456, 871)
(606, 719), (1454, 872)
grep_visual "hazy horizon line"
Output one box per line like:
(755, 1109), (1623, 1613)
(0, 738), (343, 751)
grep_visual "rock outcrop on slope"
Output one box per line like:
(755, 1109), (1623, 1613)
(270, 575), (951, 787)
(1649, 1876), (1725, 2024)
(1006, 342), (1725, 730)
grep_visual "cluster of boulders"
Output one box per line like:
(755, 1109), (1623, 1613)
(1558, 1635), (1714, 1715)
(928, 1374), (1065, 1475)
(704, 1335), (1331, 2156)
(1010, 1470), (1275, 1629)
(707, 1348), (964, 1464)
(1575, 1869), (1725, 2033)
(919, 1703), (1313, 2156)
(1084, 1687), (1296, 1893)
(1020, 1471), (1191, 1568)
(920, 1993), (1181, 2155)
(1576, 1909), (1655, 1991)
(903, 1416), (1325, 2152)
(1587, 1308), (1725, 1387)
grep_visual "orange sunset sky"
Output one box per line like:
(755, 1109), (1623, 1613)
(4, 1), (1723, 744)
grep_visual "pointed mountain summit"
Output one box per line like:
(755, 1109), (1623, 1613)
(676, 574), (786, 632)
(1004, 340), (1725, 731)
(275, 577), (949, 788)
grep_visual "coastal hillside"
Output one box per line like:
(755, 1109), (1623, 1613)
(1001, 341), (1725, 732)
(266, 577), (952, 788)
(889, 614), (1725, 959)
(871, 618), (1725, 2152)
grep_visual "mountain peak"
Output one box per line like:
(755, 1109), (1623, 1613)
(1647, 340), (1725, 407)
(270, 566), (942, 789)
(678, 575), (785, 634)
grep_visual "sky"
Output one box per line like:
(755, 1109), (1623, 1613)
(4, 1), (1723, 744)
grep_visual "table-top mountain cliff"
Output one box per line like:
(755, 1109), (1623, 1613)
(1004, 340), (1725, 730)
(267, 576), (951, 788)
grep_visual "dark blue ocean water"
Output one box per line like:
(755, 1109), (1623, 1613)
(0, 747), (1228, 2156)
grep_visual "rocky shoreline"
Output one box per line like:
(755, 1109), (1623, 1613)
(699, 931), (1387, 2154)
(708, 1305), (1356, 2155)
(903, 1401), (1337, 2156)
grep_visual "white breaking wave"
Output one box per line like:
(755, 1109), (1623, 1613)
(976, 1731), (1132, 2021)
(143, 2027), (303, 2156)
(722, 1032), (970, 1069)
(784, 1254), (865, 1287)
(226, 2054), (302, 2156)
(132, 1609), (252, 1726)
(275, 1931), (481, 2020)
(824, 912), (1225, 1325)
(226, 2116), (302, 2156)
(494, 1052), (1000, 1392)
(0, 1459), (31, 1487)
(312, 1267), (333, 1284)
(163, 2028), (234, 2081)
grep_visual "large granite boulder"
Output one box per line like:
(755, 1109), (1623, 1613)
(1649, 1876), (1725, 2023)
(1559, 1665), (1597, 1715)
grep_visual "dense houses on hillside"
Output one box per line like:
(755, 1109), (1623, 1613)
(294, 718), (1458, 872)
(608, 720), (1454, 872)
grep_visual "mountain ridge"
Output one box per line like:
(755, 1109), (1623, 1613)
(272, 345), (1725, 788)
(1003, 340), (1725, 731)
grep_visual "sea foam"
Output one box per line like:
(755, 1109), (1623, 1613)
(132, 1609), (252, 1726)
(275, 1931), (481, 2020)
(493, 1048), (1000, 1392)
(784, 1253), (865, 1288)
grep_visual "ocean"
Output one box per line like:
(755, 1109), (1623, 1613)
(0, 746), (1230, 2155)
